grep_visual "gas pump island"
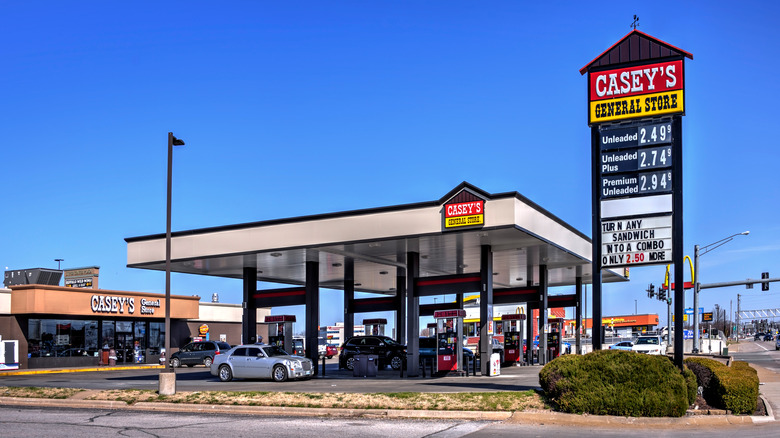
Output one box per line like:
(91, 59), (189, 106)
(265, 315), (295, 353)
(501, 314), (526, 365)
(433, 309), (466, 374)
(363, 318), (387, 336)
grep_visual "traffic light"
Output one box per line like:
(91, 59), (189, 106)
(762, 272), (769, 291)
(659, 289), (666, 301)
(647, 283), (655, 298)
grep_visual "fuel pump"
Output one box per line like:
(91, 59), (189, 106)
(547, 317), (564, 359)
(427, 322), (437, 337)
(265, 315), (296, 353)
(363, 318), (387, 336)
(501, 314), (526, 365)
(433, 309), (466, 374)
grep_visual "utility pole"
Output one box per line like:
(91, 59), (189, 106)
(737, 294), (741, 338)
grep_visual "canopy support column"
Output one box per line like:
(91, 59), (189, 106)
(242, 267), (257, 344)
(405, 252), (419, 377)
(479, 245), (494, 376)
(305, 260), (320, 375)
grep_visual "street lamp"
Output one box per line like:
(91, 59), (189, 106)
(692, 231), (749, 353)
(160, 132), (185, 396)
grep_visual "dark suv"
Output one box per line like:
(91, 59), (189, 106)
(339, 335), (406, 370)
(170, 340), (232, 368)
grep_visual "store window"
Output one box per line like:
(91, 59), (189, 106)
(28, 319), (99, 357)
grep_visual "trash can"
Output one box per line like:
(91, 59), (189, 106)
(100, 348), (110, 366)
(353, 354), (378, 377)
(108, 348), (117, 366)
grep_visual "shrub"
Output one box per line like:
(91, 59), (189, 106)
(682, 365), (697, 406)
(539, 350), (689, 417)
(684, 358), (759, 414)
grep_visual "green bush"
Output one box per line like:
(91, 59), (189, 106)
(539, 350), (689, 417)
(682, 365), (697, 406)
(684, 358), (758, 414)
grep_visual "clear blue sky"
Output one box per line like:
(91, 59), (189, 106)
(3, 1), (778, 334)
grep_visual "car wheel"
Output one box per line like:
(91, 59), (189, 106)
(203, 356), (213, 367)
(218, 364), (233, 382)
(170, 357), (181, 368)
(327, 355), (333, 360)
(345, 356), (355, 370)
(390, 355), (403, 370)
(272, 364), (288, 382)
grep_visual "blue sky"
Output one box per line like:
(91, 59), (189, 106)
(2, 1), (778, 334)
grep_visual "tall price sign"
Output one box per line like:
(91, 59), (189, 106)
(582, 30), (692, 366)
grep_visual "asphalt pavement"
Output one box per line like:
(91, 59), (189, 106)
(1, 340), (779, 429)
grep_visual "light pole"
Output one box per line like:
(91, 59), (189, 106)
(692, 231), (749, 353)
(160, 132), (185, 396)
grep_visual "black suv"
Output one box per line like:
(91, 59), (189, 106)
(170, 340), (232, 368)
(338, 335), (406, 370)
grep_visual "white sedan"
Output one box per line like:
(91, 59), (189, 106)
(210, 344), (313, 382)
(632, 336), (666, 355)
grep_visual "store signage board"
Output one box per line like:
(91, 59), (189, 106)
(588, 60), (684, 125)
(600, 215), (673, 267)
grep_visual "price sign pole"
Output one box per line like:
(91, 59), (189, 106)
(582, 30), (693, 369)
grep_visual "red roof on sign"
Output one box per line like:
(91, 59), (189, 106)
(580, 30), (693, 75)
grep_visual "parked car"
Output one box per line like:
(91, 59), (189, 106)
(317, 344), (337, 359)
(609, 341), (634, 351)
(339, 335), (406, 370)
(417, 337), (474, 366)
(632, 335), (666, 355)
(210, 344), (313, 382)
(170, 340), (232, 368)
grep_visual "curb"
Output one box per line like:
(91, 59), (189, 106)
(0, 365), (164, 376)
(506, 410), (755, 428)
(0, 396), (765, 426)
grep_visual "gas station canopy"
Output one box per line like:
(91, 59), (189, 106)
(126, 182), (626, 292)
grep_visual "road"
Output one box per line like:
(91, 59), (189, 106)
(2, 405), (780, 438)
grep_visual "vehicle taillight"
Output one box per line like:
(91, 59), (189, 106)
(215, 351), (221, 355)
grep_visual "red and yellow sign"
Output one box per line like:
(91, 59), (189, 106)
(198, 324), (209, 336)
(444, 200), (484, 228)
(589, 60), (684, 123)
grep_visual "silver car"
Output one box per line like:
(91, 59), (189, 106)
(210, 344), (313, 382)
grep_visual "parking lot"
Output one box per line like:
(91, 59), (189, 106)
(1, 357), (545, 394)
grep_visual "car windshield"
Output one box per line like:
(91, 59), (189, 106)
(636, 338), (659, 345)
(261, 346), (290, 357)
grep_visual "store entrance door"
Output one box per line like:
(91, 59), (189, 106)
(116, 332), (133, 363)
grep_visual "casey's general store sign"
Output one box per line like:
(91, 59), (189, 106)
(589, 60), (684, 124)
(444, 200), (484, 228)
